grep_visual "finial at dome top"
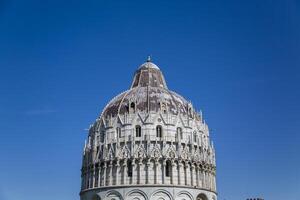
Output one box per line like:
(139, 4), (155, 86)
(147, 55), (151, 62)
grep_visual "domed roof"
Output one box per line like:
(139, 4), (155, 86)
(100, 58), (200, 121)
(138, 60), (160, 70)
(138, 55), (160, 69)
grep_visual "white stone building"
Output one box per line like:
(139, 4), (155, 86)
(80, 58), (217, 200)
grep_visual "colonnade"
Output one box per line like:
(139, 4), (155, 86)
(82, 157), (216, 192)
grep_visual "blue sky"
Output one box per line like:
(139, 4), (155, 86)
(0, 1), (299, 200)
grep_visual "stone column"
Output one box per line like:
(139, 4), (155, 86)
(88, 169), (91, 188)
(132, 159), (137, 184)
(203, 170), (207, 189)
(103, 162), (107, 186)
(138, 159), (143, 184)
(116, 160), (120, 185)
(85, 169), (89, 188)
(186, 162), (190, 186)
(200, 168), (204, 188)
(194, 164), (198, 186)
(208, 171), (211, 190)
(178, 161), (182, 185)
(92, 165), (96, 187)
(83, 170), (87, 189)
(146, 160), (150, 184)
(191, 164), (194, 186)
(80, 172), (84, 190)
(162, 159), (166, 184)
(90, 168), (93, 188)
(209, 171), (212, 190)
(109, 161), (113, 185)
(98, 165), (101, 187)
(171, 160), (175, 184)
(184, 163), (187, 185)
(155, 159), (159, 184)
(123, 159), (127, 185)
(196, 165), (200, 187)
(213, 173), (217, 191)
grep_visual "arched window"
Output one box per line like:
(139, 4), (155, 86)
(116, 127), (121, 138)
(189, 107), (192, 115)
(165, 160), (172, 177)
(156, 125), (162, 138)
(176, 127), (182, 140)
(96, 135), (100, 144)
(125, 105), (129, 113)
(196, 194), (208, 200)
(94, 165), (99, 187)
(130, 102), (136, 113)
(193, 131), (197, 143)
(100, 131), (105, 143)
(135, 125), (141, 137)
(92, 194), (101, 200)
(161, 102), (167, 113)
(127, 160), (132, 177)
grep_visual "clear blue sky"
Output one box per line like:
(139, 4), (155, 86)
(0, 1), (299, 200)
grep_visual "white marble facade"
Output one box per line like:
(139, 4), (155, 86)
(80, 59), (217, 200)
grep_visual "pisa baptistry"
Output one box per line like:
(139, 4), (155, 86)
(80, 58), (217, 200)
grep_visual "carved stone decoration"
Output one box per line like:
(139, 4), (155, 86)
(181, 146), (190, 160)
(166, 145), (177, 159)
(103, 145), (108, 159)
(193, 148), (201, 163)
(135, 144), (146, 159)
(151, 144), (161, 159)
(96, 147), (102, 161)
(108, 146), (114, 160)
(80, 59), (217, 200)
(118, 145), (130, 159)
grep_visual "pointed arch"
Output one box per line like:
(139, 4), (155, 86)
(196, 193), (208, 200)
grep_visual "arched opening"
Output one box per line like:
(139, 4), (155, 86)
(196, 193), (208, 200)
(92, 194), (101, 200)
(135, 125), (141, 137)
(130, 102), (136, 113)
(100, 130), (105, 143)
(156, 125), (162, 138)
(151, 190), (172, 200)
(176, 192), (193, 200)
(161, 102), (167, 113)
(126, 190), (147, 200)
(193, 131), (197, 143)
(165, 160), (171, 177)
(116, 127), (121, 138)
(127, 160), (132, 177)
(94, 164), (99, 187)
(106, 190), (123, 200)
(176, 127), (182, 140)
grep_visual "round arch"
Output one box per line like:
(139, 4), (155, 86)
(105, 190), (123, 200)
(196, 193), (208, 200)
(150, 189), (173, 200)
(126, 189), (148, 200)
(175, 191), (193, 200)
(92, 194), (101, 200)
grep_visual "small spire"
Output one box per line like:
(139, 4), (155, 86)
(146, 55), (151, 62)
